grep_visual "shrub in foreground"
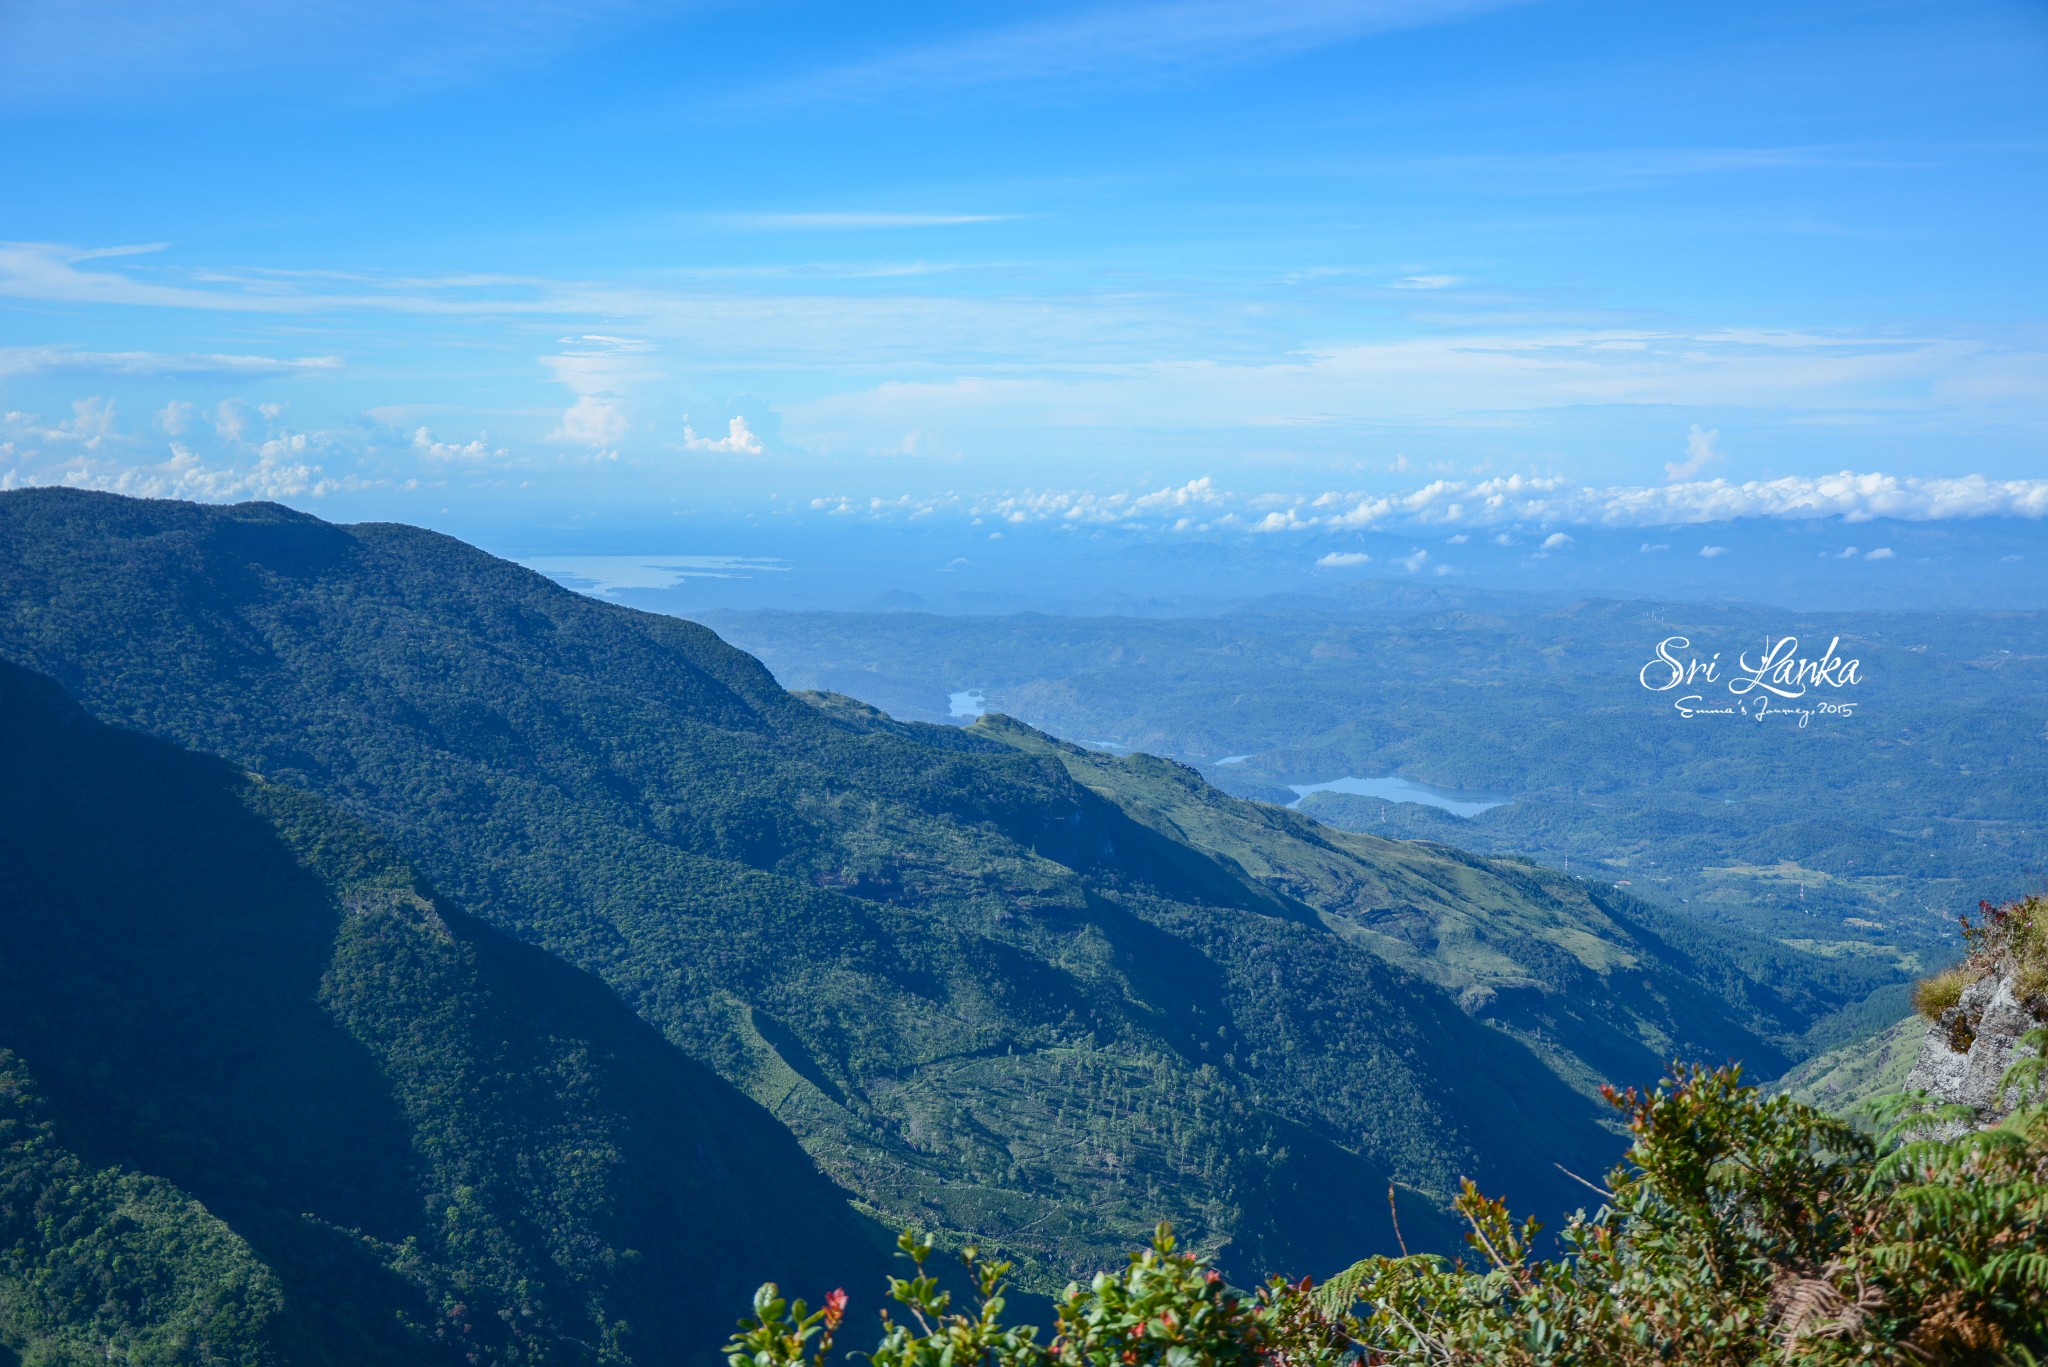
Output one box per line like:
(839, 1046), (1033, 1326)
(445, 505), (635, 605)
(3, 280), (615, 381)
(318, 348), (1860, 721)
(734, 1040), (2048, 1367)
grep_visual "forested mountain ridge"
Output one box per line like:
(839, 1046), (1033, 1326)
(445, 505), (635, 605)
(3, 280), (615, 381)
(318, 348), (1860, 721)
(0, 489), (1872, 1294)
(0, 657), (890, 1367)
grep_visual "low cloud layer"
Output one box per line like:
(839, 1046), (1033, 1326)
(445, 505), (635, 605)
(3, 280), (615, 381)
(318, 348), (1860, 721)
(807, 469), (2048, 532)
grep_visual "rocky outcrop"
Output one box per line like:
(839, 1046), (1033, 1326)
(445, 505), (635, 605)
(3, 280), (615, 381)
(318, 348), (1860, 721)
(1905, 970), (2043, 1130)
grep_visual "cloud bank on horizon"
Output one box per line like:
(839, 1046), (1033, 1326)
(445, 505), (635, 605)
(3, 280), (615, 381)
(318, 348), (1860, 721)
(0, 0), (2043, 538)
(803, 471), (2048, 532)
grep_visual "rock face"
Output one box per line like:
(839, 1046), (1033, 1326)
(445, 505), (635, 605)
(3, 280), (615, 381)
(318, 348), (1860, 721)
(1906, 971), (2043, 1129)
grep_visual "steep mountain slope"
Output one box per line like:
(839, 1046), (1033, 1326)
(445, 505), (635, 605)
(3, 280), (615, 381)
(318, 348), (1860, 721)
(0, 489), (1798, 1285)
(1773, 1016), (1930, 1124)
(0, 658), (888, 1366)
(966, 714), (1814, 1093)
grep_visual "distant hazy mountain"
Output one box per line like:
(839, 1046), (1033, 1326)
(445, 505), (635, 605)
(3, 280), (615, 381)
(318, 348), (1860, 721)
(0, 657), (889, 1367)
(0, 489), (1883, 1306)
(696, 599), (2046, 961)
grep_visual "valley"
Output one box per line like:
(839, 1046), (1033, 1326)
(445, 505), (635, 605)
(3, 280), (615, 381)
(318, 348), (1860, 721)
(0, 488), (2031, 1362)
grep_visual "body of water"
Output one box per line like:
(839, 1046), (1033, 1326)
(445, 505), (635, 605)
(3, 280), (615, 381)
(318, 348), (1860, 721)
(1286, 775), (1512, 818)
(523, 554), (790, 595)
(949, 690), (988, 718)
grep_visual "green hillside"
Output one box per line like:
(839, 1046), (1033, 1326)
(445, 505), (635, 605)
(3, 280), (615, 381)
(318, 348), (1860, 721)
(965, 713), (1892, 1095)
(1773, 1014), (1932, 1125)
(0, 659), (889, 1366)
(699, 600), (2048, 958)
(0, 489), (1867, 1292)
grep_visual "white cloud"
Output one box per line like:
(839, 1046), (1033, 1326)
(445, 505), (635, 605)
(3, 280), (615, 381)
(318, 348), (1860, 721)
(1445, 533), (1468, 544)
(2, 397), (118, 449)
(0, 428), (366, 502)
(781, 325), (2048, 451)
(1865, 546), (1895, 559)
(681, 416), (765, 455)
(1305, 470), (2048, 529)
(0, 344), (342, 379)
(8, 241), (2042, 454)
(1664, 423), (1724, 482)
(213, 400), (250, 443)
(1317, 551), (1372, 567)
(1396, 548), (1429, 572)
(1699, 545), (1728, 558)
(1639, 542), (1670, 552)
(542, 334), (656, 398)
(549, 396), (627, 448)
(412, 426), (506, 461)
(1828, 546), (1861, 558)
(1392, 274), (1463, 290)
(157, 400), (193, 435)
(1540, 531), (1573, 550)
(797, 468), (2048, 535)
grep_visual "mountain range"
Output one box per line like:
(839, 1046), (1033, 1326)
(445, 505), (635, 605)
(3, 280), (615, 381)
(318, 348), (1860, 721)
(0, 489), (1909, 1363)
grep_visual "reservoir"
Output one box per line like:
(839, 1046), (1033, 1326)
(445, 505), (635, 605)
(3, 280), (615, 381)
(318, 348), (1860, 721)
(1286, 775), (1512, 818)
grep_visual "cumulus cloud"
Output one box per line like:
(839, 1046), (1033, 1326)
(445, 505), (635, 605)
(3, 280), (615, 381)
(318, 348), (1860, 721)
(795, 468), (2048, 535)
(1541, 531), (1573, 549)
(157, 400), (193, 435)
(1699, 545), (1728, 558)
(1865, 546), (1895, 559)
(549, 396), (627, 448)
(213, 400), (250, 443)
(0, 390), (388, 502)
(1640, 542), (1670, 552)
(412, 427), (506, 461)
(2, 397), (117, 449)
(1396, 549), (1429, 573)
(1, 430), (364, 502)
(1317, 551), (1371, 567)
(681, 416), (765, 455)
(1309, 470), (2048, 529)
(1665, 424), (1724, 482)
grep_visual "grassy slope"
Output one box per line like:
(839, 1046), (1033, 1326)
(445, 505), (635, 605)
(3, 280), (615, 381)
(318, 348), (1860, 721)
(0, 659), (889, 1367)
(0, 488), (1810, 1287)
(1774, 1016), (1932, 1124)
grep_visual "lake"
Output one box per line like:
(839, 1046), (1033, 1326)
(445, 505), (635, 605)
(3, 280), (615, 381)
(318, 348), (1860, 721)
(1286, 775), (1512, 818)
(949, 690), (988, 718)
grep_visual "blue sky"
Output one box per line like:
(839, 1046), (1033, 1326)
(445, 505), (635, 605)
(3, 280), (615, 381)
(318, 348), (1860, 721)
(2, 0), (2045, 547)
